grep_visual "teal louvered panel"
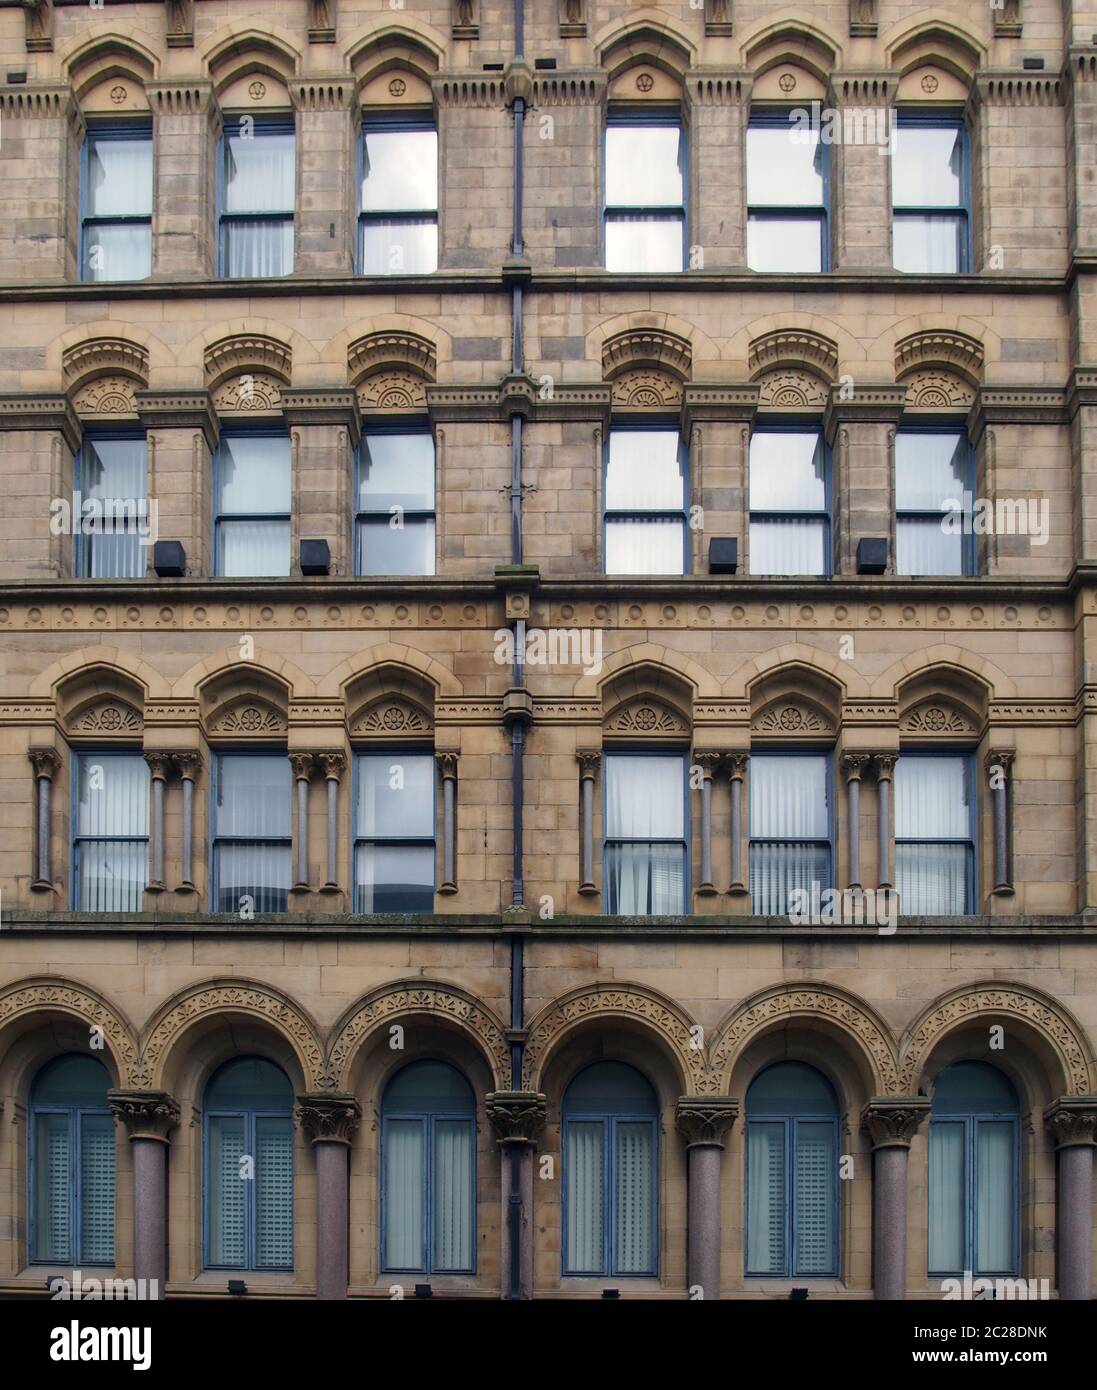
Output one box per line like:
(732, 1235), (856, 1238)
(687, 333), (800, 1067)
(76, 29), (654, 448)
(614, 1122), (653, 1274)
(79, 1114), (116, 1264)
(794, 1122), (835, 1274)
(35, 1113), (71, 1262)
(384, 1119), (424, 1270)
(747, 1121), (785, 1274)
(209, 1115), (247, 1266)
(565, 1121), (604, 1273)
(433, 1119), (472, 1271)
(256, 1117), (294, 1269)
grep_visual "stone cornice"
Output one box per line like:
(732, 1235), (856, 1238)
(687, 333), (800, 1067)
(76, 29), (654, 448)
(681, 384), (759, 432)
(290, 78), (355, 112)
(968, 386), (1068, 437)
(687, 70), (750, 105)
(426, 379), (611, 424)
(433, 74), (505, 108)
(531, 71), (606, 105)
(827, 72), (894, 106)
(0, 84), (75, 119)
(824, 384), (908, 441)
(134, 390), (219, 451)
(146, 80), (215, 116)
(279, 388), (361, 445)
(976, 73), (1062, 107)
(0, 393), (81, 452)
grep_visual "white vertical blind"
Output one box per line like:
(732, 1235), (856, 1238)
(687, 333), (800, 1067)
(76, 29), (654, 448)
(604, 755), (686, 914)
(434, 1120), (473, 1271)
(256, 1117), (294, 1268)
(79, 1114), (116, 1264)
(615, 1122), (653, 1274)
(976, 1122), (1014, 1273)
(565, 1120), (604, 1273)
(928, 1121), (965, 1273)
(747, 1120), (785, 1275)
(794, 1121), (834, 1274)
(749, 755), (830, 915)
(384, 1118), (424, 1270)
(209, 1115), (247, 1267)
(895, 756), (972, 915)
(76, 753), (149, 912)
(35, 1113), (71, 1262)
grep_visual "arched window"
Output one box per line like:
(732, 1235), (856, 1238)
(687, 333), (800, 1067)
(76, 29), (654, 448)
(562, 1061), (658, 1277)
(745, 1061), (839, 1277)
(381, 1060), (476, 1274)
(30, 1055), (115, 1265)
(204, 1057), (294, 1271)
(929, 1061), (1019, 1277)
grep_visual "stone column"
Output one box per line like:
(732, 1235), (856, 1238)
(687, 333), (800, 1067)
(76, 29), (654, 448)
(675, 1098), (738, 1300)
(576, 750), (600, 895)
(143, 753), (171, 893)
(727, 753), (748, 893)
(28, 748), (60, 891)
(874, 755), (896, 889)
(694, 752), (721, 895)
(486, 1091), (547, 1300)
(1045, 1099), (1097, 1301)
(986, 749), (1015, 893)
(171, 751), (202, 891)
(862, 1099), (930, 1301)
(317, 752), (346, 892)
(290, 754), (315, 890)
(436, 752), (459, 893)
(297, 1094), (362, 1301)
(841, 753), (869, 890)
(108, 1090), (180, 1297)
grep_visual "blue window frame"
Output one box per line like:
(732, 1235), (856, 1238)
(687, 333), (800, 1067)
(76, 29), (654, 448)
(218, 116), (295, 278)
(212, 753), (292, 914)
(603, 426), (688, 575)
(603, 113), (685, 272)
(203, 1057), (294, 1271)
(928, 1062), (1019, 1278)
(354, 752), (436, 912)
(749, 752), (832, 915)
(381, 1060), (476, 1274)
(562, 1062), (658, 1277)
(892, 112), (970, 273)
(213, 431), (291, 577)
(748, 426), (831, 575)
(603, 752), (688, 915)
(894, 753), (976, 915)
(71, 751), (149, 912)
(355, 429), (436, 576)
(80, 123), (152, 283)
(74, 433), (149, 579)
(895, 427), (975, 576)
(359, 120), (438, 274)
(29, 1055), (116, 1266)
(745, 1062), (839, 1277)
(747, 109), (829, 271)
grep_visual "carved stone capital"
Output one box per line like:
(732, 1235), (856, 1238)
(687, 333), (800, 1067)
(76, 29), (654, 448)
(841, 752), (871, 781)
(1045, 1099), (1097, 1150)
(289, 752), (316, 781)
(985, 749), (1015, 779)
(435, 751), (459, 782)
(317, 751), (346, 782)
(108, 1090), (180, 1144)
(485, 1091), (547, 1146)
(873, 754), (897, 781)
(675, 1097), (739, 1147)
(727, 751), (749, 780)
(692, 751), (722, 779)
(576, 749), (601, 780)
(28, 748), (60, 780)
(296, 1092), (362, 1145)
(861, 1098), (931, 1149)
(172, 750), (203, 782)
(143, 751), (173, 782)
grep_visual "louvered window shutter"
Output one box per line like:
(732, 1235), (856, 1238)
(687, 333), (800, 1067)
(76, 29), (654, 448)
(79, 1113), (116, 1264)
(794, 1121), (835, 1274)
(614, 1122), (653, 1274)
(747, 1121), (785, 1275)
(35, 1113), (71, 1262)
(256, 1116), (294, 1268)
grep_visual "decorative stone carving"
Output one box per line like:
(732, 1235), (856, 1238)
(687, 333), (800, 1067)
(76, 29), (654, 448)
(351, 698), (431, 738)
(861, 1098), (930, 1148)
(72, 377), (141, 417)
(0, 978), (138, 1086)
(318, 751), (346, 781)
(749, 330), (839, 382)
(212, 373), (284, 413)
(172, 750), (203, 781)
(895, 330), (984, 383)
(108, 1089), (180, 1142)
(602, 328), (692, 383)
(752, 700), (834, 736)
(486, 1091), (548, 1144)
(208, 701), (288, 736)
(63, 339), (149, 395)
(756, 369), (829, 409)
(357, 371), (428, 410)
(705, 0), (733, 37)
(900, 699), (976, 736)
(307, 0), (335, 43)
(297, 1092), (362, 1143)
(610, 369), (684, 408)
(166, 0), (194, 47)
(1045, 1100), (1097, 1148)
(453, 0), (477, 38)
(993, 0), (1022, 39)
(849, 0), (877, 38)
(348, 331), (436, 385)
(70, 701), (143, 736)
(204, 335), (292, 391)
(675, 1097), (739, 1146)
(23, 0), (53, 53)
(605, 698), (689, 738)
(576, 749), (602, 779)
(560, 0), (585, 37)
(900, 368), (976, 410)
(28, 748), (61, 780)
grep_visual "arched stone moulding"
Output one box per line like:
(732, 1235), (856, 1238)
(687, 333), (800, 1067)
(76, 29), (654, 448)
(593, 9), (696, 83)
(63, 337), (150, 418)
(895, 329), (984, 410)
(0, 977), (140, 1089)
(204, 333), (293, 414)
(348, 330), (437, 411)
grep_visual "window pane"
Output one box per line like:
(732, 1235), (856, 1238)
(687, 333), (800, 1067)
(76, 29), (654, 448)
(747, 126), (824, 205)
(747, 1062), (837, 1117)
(896, 432), (968, 511)
(896, 843), (970, 915)
(35, 1056), (112, 1108)
(893, 213), (963, 273)
(81, 438), (147, 579)
(434, 1119), (473, 1271)
(79, 1114), (116, 1265)
(83, 223), (151, 282)
(217, 519), (291, 577)
(77, 840), (148, 912)
(747, 1120), (786, 1275)
(605, 755), (684, 839)
(750, 755), (829, 839)
(605, 215), (683, 272)
(386, 1061), (474, 1114)
(86, 134), (152, 217)
(355, 845), (435, 913)
(895, 757), (971, 839)
(749, 518), (828, 576)
(896, 518), (963, 576)
(217, 756), (292, 837)
(255, 1116), (294, 1269)
(356, 516), (435, 576)
(928, 1121), (965, 1273)
(362, 130), (438, 211)
(384, 1118), (424, 1270)
(359, 434), (435, 510)
(357, 755), (434, 837)
(794, 1121), (835, 1275)
(77, 754), (148, 839)
(605, 431), (683, 511)
(604, 843), (686, 914)
(893, 125), (963, 207)
(207, 1059), (292, 1111)
(615, 1122), (654, 1274)
(748, 215), (824, 272)
(605, 125), (683, 207)
(208, 1114), (247, 1267)
(224, 130), (295, 213)
(34, 1112), (71, 1262)
(565, 1120), (604, 1274)
(221, 219), (294, 278)
(215, 845), (291, 914)
(360, 219), (438, 274)
(217, 436), (291, 514)
(976, 1122), (1015, 1274)
(749, 842), (831, 916)
(605, 517), (684, 575)
(750, 432), (826, 511)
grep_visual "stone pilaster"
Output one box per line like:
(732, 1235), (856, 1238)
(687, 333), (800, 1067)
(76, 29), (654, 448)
(290, 81), (358, 276)
(862, 1099), (930, 1301)
(109, 1090), (180, 1298)
(1045, 1099), (1097, 1300)
(298, 1093), (361, 1301)
(148, 83), (218, 279)
(676, 1098), (738, 1300)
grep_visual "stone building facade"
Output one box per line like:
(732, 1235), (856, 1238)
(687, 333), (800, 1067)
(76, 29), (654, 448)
(0, 0), (1095, 1301)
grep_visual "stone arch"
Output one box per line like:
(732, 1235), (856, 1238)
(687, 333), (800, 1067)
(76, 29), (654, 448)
(197, 664), (291, 742)
(895, 328), (984, 410)
(869, 314), (998, 379)
(710, 983), (901, 1098)
(871, 644), (1016, 702)
(727, 643), (871, 700)
(324, 314), (452, 380)
(522, 983), (705, 1096)
(585, 311), (718, 377)
(728, 311), (863, 385)
(749, 661), (841, 741)
(593, 8), (696, 83)
(0, 977), (139, 1089)
(348, 329), (437, 412)
(62, 30), (159, 102)
(62, 334), (149, 420)
(602, 326), (692, 411)
(136, 979), (325, 1092)
(896, 662), (990, 741)
(899, 982), (1095, 1099)
(319, 643), (462, 700)
(30, 646), (170, 701)
(601, 660), (693, 743)
(172, 648), (315, 702)
(56, 665), (145, 742)
(738, 13), (842, 83)
(179, 318), (318, 389)
(574, 642), (719, 700)
(884, 14), (985, 84)
(750, 327), (838, 410)
(201, 24), (301, 94)
(203, 330), (293, 416)
(327, 981), (509, 1092)
(344, 662), (437, 743)
(344, 19), (447, 86)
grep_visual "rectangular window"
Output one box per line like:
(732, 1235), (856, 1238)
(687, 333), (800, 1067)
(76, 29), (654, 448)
(81, 125), (152, 282)
(603, 753), (687, 915)
(892, 116), (969, 273)
(895, 754), (974, 915)
(73, 752), (149, 912)
(354, 753), (436, 912)
(604, 118), (685, 272)
(895, 429), (973, 575)
(746, 1116), (838, 1277)
(747, 112), (828, 272)
(604, 428), (687, 575)
(75, 435), (148, 579)
(928, 1116), (1018, 1277)
(355, 431), (436, 576)
(749, 429), (830, 575)
(219, 118), (295, 277)
(214, 432), (291, 577)
(749, 753), (831, 916)
(33, 1110), (116, 1265)
(359, 124), (438, 275)
(212, 754), (292, 914)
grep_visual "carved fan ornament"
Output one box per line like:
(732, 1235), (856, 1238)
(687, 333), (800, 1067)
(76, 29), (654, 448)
(752, 700), (833, 735)
(352, 699), (431, 738)
(209, 702), (287, 736)
(72, 377), (139, 417)
(900, 700), (977, 736)
(605, 698), (689, 737)
(212, 373), (284, 412)
(357, 371), (428, 411)
(71, 701), (143, 736)
(901, 368), (975, 410)
(756, 369), (829, 409)
(610, 369), (683, 409)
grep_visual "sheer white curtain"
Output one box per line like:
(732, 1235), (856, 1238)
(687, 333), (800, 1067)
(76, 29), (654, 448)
(82, 438), (147, 578)
(895, 757), (971, 915)
(565, 1121), (604, 1272)
(893, 215), (962, 273)
(434, 1120), (473, 1271)
(604, 755), (685, 914)
(76, 753), (148, 912)
(749, 755), (829, 915)
(384, 1119), (424, 1269)
(84, 134), (152, 280)
(215, 756), (291, 912)
(222, 131), (295, 277)
(928, 1121), (965, 1273)
(748, 518), (826, 576)
(976, 1122), (1014, 1272)
(216, 436), (291, 577)
(747, 1121), (785, 1274)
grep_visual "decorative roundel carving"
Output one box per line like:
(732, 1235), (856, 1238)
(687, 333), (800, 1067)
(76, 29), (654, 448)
(636, 72), (654, 92)
(109, 85), (127, 104)
(921, 74), (940, 93)
(248, 80), (266, 100)
(389, 78), (407, 97)
(778, 72), (797, 92)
